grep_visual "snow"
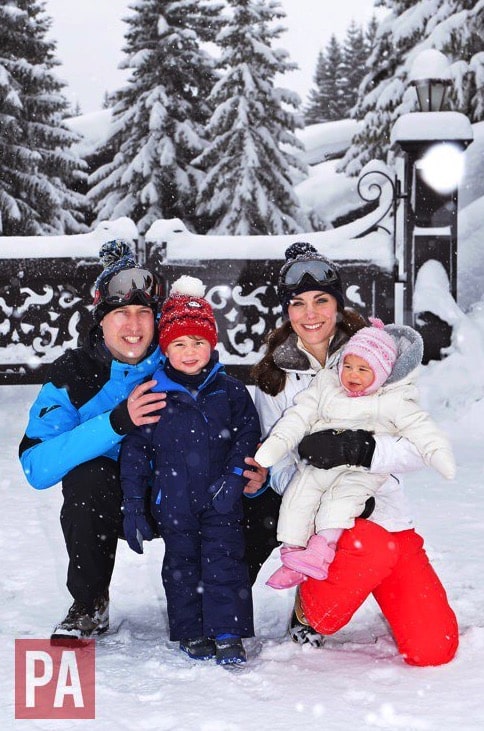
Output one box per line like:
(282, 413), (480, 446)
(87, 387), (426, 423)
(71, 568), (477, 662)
(408, 49), (452, 82)
(391, 111), (474, 143)
(2, 316), (484, 728)
(2, 70), (484, 730)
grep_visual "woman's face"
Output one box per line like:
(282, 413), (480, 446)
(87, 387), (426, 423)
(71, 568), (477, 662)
(287, 290), (338, 351)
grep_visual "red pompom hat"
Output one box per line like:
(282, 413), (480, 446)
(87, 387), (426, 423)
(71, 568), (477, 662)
(158, 276), (218, 353)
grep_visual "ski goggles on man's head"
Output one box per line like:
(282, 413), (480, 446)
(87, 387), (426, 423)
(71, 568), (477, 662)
(93, 267), (162, 306)
(279, 258), (340, 290)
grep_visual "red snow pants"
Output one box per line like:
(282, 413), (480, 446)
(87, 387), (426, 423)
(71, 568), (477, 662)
(299, 519), (458, 666)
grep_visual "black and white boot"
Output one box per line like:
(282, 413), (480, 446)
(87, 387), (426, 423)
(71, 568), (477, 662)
(289, 591), (325, 648)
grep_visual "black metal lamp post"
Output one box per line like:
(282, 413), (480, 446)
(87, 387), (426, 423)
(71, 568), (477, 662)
(390, 50), (473, 362)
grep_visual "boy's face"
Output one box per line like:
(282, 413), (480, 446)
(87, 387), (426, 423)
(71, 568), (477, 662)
(165, 335), (212, 375)
(340, 354), (375, 394)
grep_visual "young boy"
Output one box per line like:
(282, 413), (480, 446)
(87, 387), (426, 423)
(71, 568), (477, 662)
(119, 276), (261, 665)
(254, 318), (456, 589)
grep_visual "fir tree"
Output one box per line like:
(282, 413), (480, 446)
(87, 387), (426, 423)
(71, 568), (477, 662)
(0, 0), (87, 235)
(305, 36), (344, 123)
(305, 19), (377, 125)
(304, 51), (328, 124)
(340, 21), (369, 118)
(341, 0), (484, 176)
(89, 0), (222, 234)
(194, 0), (311, 235)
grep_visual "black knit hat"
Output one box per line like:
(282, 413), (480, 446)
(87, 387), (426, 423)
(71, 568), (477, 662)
(92, 240), (160, 323)
(277, 242), (344, 314)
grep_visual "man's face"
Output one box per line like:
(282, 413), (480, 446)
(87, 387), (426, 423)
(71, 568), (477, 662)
(100, 305), (155, 364)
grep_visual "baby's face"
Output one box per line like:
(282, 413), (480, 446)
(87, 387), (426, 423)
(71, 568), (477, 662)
(340, 354), (375, 393)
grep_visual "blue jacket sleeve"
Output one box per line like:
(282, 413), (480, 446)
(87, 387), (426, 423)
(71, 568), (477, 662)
(19, 381), (125, 490)
(208, 379), (261, 514)
(119, 426), (154, 501)
(223, 379), (261, 474)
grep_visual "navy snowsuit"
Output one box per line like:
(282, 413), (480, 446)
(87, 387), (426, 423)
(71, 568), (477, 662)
(120, 355), (261, 641)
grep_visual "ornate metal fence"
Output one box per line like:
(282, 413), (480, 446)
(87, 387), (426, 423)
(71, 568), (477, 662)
(0, 250), (394, 385)
(1, 194), (397, 385)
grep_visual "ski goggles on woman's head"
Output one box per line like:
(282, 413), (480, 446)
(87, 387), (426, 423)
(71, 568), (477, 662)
(94, 267), (161, 306)
(279, 258), (340, 290)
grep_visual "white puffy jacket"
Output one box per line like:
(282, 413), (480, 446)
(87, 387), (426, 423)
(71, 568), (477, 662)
(254, 327), (431, 532)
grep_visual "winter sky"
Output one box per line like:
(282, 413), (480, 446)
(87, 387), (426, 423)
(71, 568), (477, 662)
(44, 0), (383, 114)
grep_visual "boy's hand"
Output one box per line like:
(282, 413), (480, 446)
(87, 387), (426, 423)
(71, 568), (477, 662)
(209, 473), (246, 514)
(121, 498), (154, 554)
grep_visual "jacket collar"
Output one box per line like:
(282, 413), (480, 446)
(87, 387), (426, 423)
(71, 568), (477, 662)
(152, 351), (224, 394)
(272, 331), (345, 374)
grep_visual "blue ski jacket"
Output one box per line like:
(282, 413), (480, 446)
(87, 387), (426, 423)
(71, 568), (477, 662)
(18, 330), (162, 490)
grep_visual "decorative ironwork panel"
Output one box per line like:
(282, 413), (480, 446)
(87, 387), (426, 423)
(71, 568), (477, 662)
(0, 258), (100, 383)
(0, 253), (394, 385)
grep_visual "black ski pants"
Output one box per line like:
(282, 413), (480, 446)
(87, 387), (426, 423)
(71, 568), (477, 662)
(60, 457), (123, 609)
(243, 488), (282, 586)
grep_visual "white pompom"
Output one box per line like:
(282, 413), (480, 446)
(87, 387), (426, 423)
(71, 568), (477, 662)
(169, 275), (206, 298)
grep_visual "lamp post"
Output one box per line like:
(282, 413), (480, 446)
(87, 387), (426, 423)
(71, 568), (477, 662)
(390, 49), (473, 362)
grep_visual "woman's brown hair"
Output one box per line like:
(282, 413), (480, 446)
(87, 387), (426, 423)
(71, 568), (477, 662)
(251, 307), (368, 396)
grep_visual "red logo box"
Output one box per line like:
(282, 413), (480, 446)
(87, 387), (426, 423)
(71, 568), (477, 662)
(15, 639), (95, 719)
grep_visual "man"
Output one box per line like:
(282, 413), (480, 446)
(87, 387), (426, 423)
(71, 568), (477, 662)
(19, 240), (166, 641)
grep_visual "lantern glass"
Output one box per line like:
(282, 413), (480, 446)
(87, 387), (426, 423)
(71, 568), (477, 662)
(413, 79), (448, 112)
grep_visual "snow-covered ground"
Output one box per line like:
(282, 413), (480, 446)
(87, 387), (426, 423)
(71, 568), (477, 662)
(1, 111), (483, 730)
(2, 303), (484, 730)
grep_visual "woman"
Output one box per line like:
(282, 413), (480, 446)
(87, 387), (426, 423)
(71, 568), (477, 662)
(245, 241), (458, 666)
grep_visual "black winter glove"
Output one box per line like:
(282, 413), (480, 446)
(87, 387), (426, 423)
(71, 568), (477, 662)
(298, 429), (376, 470)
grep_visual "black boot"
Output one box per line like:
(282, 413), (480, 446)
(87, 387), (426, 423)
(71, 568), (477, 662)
(179, 637), (216, 660)
(215, 636), (246, 665)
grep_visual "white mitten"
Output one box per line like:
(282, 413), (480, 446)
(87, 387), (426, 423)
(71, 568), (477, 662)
(429, 448), (456, 480)
(255, 436), (289, 468)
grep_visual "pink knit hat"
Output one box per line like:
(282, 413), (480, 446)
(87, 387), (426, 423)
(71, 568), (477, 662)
(158, 276), (218, 353)
(339, 318), (398, 396)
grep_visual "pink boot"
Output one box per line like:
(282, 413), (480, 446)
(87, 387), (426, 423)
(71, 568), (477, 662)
(266, 564), (306, 589)
(266, 546), (305, 589)
(282, 534), (336, 580)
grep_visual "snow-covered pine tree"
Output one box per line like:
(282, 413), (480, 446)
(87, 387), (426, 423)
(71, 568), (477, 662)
(340, 21), (372, 119)
(305, 19), (377, 125)
(88, 0), (222, 234)
(194, 0), (311, 235)
(341, 0), (484, 176)
(0, 0), (87, 235)
(305, 36), (344, 124)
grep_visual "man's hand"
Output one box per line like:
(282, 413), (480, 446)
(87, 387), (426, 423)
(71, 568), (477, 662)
(243, 456), (268, 495)
(127, 380), (166, 426)
(298, 429), (376, 470)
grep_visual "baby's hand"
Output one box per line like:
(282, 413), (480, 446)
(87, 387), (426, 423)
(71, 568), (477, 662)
(430, 448), (456, 480)
(255, 436), (287, 468)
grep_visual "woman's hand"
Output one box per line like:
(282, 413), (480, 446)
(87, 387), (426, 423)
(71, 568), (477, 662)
(298, 429), (376, 469)
(243, 456), (268, 494)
